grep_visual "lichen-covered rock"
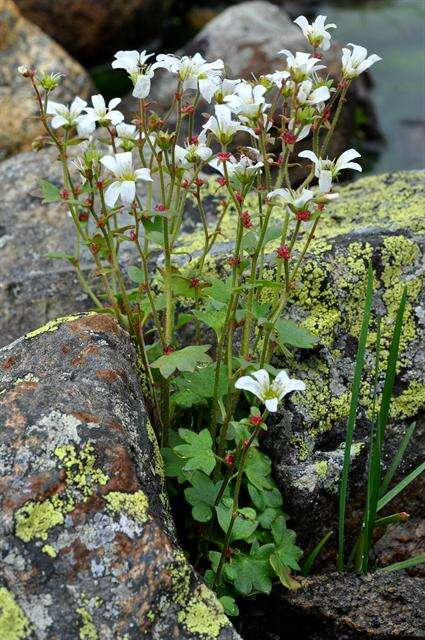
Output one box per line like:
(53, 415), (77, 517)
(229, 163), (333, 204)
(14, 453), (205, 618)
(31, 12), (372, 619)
(13, 0), (173, 63)
(237, 572), (425, 639)
(178, 170), (425, 548)
(122, 0), (376, 161)
(0, 0), (92, 160)
(0, 314), (240, 639)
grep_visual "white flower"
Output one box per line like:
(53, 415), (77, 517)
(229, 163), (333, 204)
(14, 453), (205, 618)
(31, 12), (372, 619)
(299, 148), (362, 178)
(294, 15), (336, 51)
(279, 50), (325, 81)
(154, 52), (224, 102)
(112, 50), (156, 100)
(341, 44), (381, 79)
(174, 133), (213, 168)
(202, 105), (256, 144)
(235, 369), (305, 412)
(214, 78), (241, 103)
(288, 118), (312, 142)
(115, 123), (138, 150)
(100, 152), (153, 206)
(264, 70), (290, 88)
(112, 50), (154, 74)
(78, 95), (124, 130)
(209, 154), (263, 184)
(267, 188), (314, 210)
(297, 80), (330, 106)
(317, 170), (340, 201)
(224, 82), (269, 122)
(46, 97), (90, 134)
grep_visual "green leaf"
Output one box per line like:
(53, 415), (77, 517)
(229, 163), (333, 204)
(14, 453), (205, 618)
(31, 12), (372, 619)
(225, 545), (273, 595)
(240, 230), (258, 251)
(338, 264), (374, 572)
(172, 388), (205, 409)
(174, 364), (228, 404)
(39, 179), (61, 203)
(45, 252), (76, 263)
(216, 497), (258, 542)
(377, 461), (425, 512)
(193, 304), (227, 337)
(269, 552), (300, 590)
(379, 554), (425, 573)
(271, 516), (303, 571)
(204, 276), (232, 304)
(128, 266), (145, 284)
(174, 428), (216, 475)
(170, 274), (201, 299)
(244, 448), (273, 490)
(184, 472), (226, 522)
(301, 531), (332, 576)
(219, 596), (239, 617)
(150, 345), (212, 378)
(161, 447), (187, 483)
(275, 318), (318, 349)
(263, 225), (282, 245)
(142, 216), (164, 245)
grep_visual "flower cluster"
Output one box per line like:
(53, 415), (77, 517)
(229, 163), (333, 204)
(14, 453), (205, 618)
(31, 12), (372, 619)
(21, 13), (381, 604)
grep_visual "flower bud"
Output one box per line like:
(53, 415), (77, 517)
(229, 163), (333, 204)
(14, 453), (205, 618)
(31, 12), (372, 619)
(129, 230), (137, 241)
(296, 209), (311, 222)
(240, 210), (252, 229)
(224, 453), (235, 466)
(249, 415), (263, 426)
(276, 245), (291, 260)
(163, 345), (174, 355)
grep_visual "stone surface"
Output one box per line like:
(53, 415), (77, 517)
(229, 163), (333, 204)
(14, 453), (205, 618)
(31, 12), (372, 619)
(122, 0), (376, 161)
(0, 313), (240, 639)
(237, 572), (425, 639)
(13, 0), (173, 63)
(0, 0), (92, 160)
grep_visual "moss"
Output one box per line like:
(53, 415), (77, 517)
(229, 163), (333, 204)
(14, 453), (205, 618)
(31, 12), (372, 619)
(0, 587), (31, 640)
(25, 312), (96, 339)
(146, 419), (165, 480)
(14, 442), (109, 543)
(177, 584), (228, 639)
(41, 544), (57, 557)
(104, 491), (149, 524)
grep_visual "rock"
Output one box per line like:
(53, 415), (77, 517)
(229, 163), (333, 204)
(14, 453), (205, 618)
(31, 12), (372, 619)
(122, 0), (376, 161)
(178, 169), (425, 549)
(0, 149), (92, 347)
(237, 572), (425, 639)
(0, 0), (92, 160)
(13, 0), (173, 64)
(0, 313), (240, 639)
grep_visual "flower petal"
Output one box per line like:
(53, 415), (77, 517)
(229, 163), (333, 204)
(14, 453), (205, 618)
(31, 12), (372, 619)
(120, 180), (136, 204)
(104, 181), (121, 207)
(235, 376), (262, 398)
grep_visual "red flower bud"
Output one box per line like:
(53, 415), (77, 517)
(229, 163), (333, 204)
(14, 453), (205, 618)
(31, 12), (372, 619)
(182, 104), (195, 115)
(60, 189), (70, 200)
(195, 178), (204, 187)
(227, 256), (241, 267)
(224, 453), (235, 466)
(163, 345), (174, 355)
(181, 179), (190, 189)
(276, 245), (291, 260)
(242, 438), (250, 449)
(154, 203), (167, 212)
(96, 180), (104, 190)
(217, 177), (227, 187)
(235, 191), (243, 204)
(189, 135), (199, 144)
(129, 230), (137, 241)
(217, 151), (232, 161)
(78, 211), (89, 222)
(296, 209), (311, 222)
(190, 277), (201, 288)
(249, 415), (263, 426)
(240, 210), (252, 229)
(282, 130), (297, 145)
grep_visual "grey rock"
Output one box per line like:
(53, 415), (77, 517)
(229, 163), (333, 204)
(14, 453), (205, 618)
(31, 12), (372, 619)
(0, 0), (93, 159)
(0, 313), (240, 639)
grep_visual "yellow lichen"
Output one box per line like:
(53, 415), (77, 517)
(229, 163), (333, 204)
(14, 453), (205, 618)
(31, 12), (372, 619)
(104, 490), (149, 524)
(25, 312), (96, 339)
(14, 442), (108, 543)
(0, 588), (31, 640)
(177, 584), (228, 639)
(41, 544), (57, 558)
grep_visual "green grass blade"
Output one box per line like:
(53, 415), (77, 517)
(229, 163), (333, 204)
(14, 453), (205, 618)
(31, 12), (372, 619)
(374, 512), (409, 527)
(338, 264), (374, 572)
(379, 554), (425, 573)
(377, 287), (407, 445)
(377, 461), (425, 512)
(379, 422), (416, 498)
(358, 315), (382, 572)
(301, 531), (332, 576)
